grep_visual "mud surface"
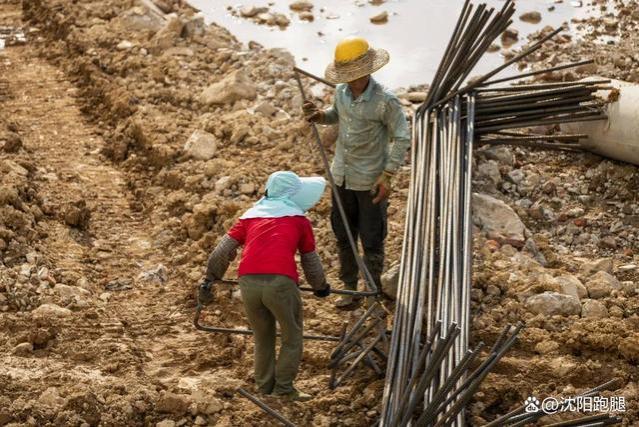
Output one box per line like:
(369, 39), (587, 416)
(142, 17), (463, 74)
(1, 0), (639, 425)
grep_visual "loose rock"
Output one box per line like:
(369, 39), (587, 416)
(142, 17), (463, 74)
(156, 392), (192, 414)
(200, 70), (257, 105)
(289, 1), (313, 12)
(472, 193), (526, 247)
(501, 28), (519, 46)
(381, 262), (400, 300)
(555, 275), (588, 299)
(519, 11), (542, 24)
(32, 303), (72, 319)
(525, 292), (581, 316)
(12, 342), (34, 355)
(581, 299), (608, 318)
(370, 11), (389, 24)
(581, 257), (613, 276)
(585, 271), (621, 299)
(184, 130), (217, 161)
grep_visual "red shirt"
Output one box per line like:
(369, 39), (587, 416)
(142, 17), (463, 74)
(227, 216), (316, 283)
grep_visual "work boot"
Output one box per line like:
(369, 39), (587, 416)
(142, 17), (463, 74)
(274, 389), (313, 402)
(335, 293), (362, 310)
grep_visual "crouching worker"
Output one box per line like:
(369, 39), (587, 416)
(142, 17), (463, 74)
(198, 171), (330, 401)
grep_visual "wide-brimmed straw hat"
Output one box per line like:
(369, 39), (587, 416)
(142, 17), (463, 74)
(324, 36), (390, 84)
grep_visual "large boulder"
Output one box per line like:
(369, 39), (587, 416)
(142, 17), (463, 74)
(472, 193), (526, 247)
(200, 70), (257, 105)
(184, 130), (217, 160)
(585, 271), (621, 298)
(525, 292), (581, 316)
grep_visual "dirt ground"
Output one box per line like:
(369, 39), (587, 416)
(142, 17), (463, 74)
(1, 0), (639, 426)
(0, 0), (396, 425)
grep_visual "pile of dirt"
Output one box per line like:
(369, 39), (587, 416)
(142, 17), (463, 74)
(21, 0), (410, 286)
(0, 0), (405, 426)
(0, 116), (47, 312)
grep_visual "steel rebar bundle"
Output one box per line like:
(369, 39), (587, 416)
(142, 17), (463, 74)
(380, 0), (610, 425)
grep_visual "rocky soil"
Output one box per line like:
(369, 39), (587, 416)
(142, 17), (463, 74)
(0, 0), (405, 425)
(1, 0), (639, 425)
(466, 0), (639, 424)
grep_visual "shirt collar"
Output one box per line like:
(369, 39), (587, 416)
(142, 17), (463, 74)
(346, 77), (376, 103)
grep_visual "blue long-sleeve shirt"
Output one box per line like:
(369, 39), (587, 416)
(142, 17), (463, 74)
(320, 78), (411, 191)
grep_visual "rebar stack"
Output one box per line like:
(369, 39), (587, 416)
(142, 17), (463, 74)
(380, 0), (610, 425)
(380, 94), (478, 426)
(475, 80), (610, 150)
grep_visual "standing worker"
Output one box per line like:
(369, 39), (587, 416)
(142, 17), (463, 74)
(198, 171), (330, 401)
(303, 37), (411, 309)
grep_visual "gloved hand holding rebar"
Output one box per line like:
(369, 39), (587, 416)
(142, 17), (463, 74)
(198, 279), (214, 305)
(303, 101), (323, 123)
(313, 282), (331, 298)
(372, 170), (394, 204)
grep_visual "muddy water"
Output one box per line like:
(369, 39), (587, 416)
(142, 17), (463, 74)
(189, 0), (597, 89)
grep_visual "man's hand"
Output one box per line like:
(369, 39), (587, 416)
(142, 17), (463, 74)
(372, 170), (394, 204)
(314, 282), (331, 298)
(303, 101), (323, 123)
(198, 279), (214, 305)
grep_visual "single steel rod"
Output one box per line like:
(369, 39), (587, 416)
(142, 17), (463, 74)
(479, 59), (595, 86)
(475, 80), (611, 92)
(293, 66), (336, 88)
(194, 306), (341, 342)
(237, 388), (297, 427)
(212, 278), (377, 297)
(544, 414), (621, 427)
(481, 133), (587, 141)
(479, 140), (581, 150)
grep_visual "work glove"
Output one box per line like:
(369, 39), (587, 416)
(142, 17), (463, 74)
(372, 170), (394, 204)
(303, 101), (323, 123)
(314, 283), (331, 298)
(198, 279), (214, 305)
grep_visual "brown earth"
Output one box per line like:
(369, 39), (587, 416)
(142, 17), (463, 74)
(2, 0), (639, 426)
(0, 0), (398, 425)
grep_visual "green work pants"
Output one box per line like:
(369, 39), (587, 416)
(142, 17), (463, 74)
(239, 274), (303, 395)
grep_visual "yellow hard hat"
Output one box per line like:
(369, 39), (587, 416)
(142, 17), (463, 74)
(334, 37), (370, 64)
(325, 37), (390, 84)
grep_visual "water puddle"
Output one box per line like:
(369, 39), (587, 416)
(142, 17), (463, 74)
(189, 0), (599, 89)
(0, 26), (26, 50)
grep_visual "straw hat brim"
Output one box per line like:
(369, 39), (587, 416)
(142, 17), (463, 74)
(324, 48), (390, 84)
